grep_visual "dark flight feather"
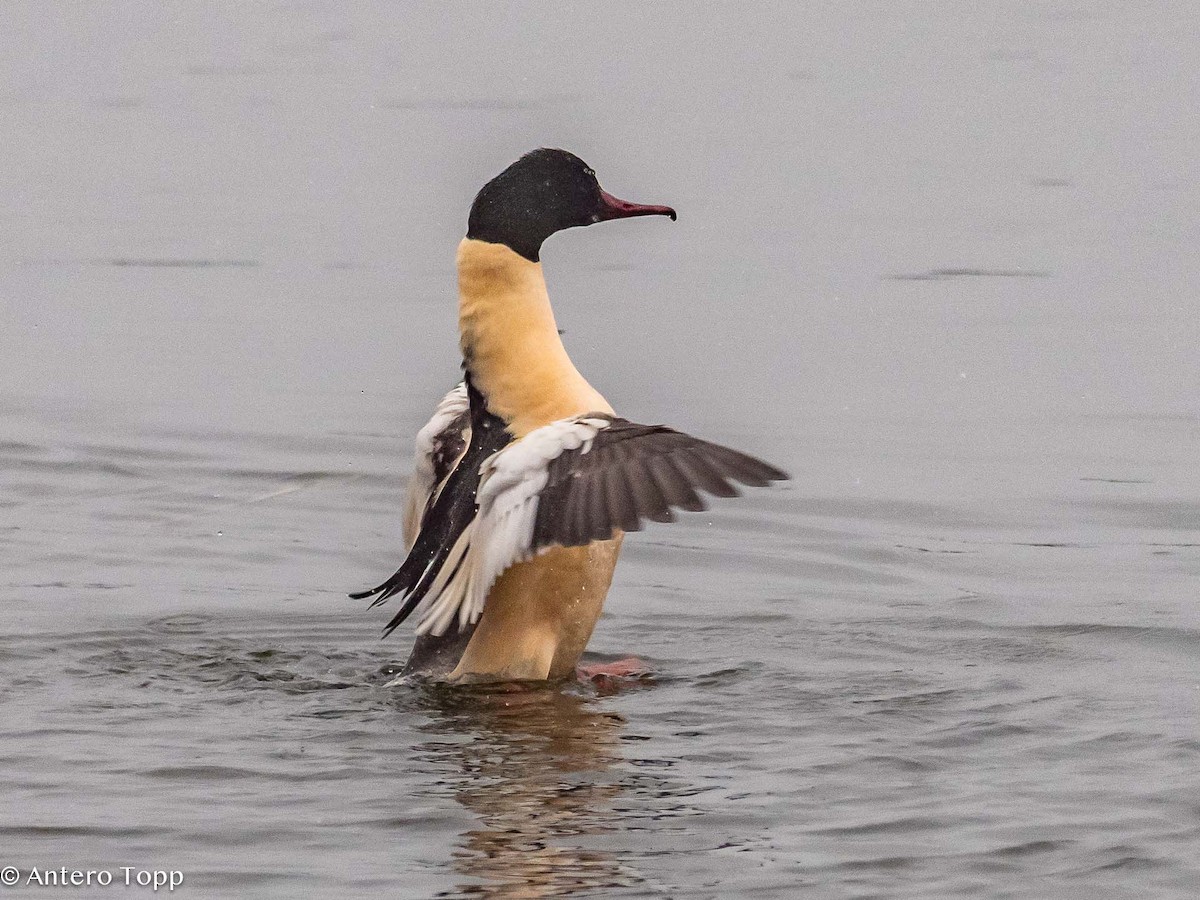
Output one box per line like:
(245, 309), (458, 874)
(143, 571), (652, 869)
(530, 418), (787, 550)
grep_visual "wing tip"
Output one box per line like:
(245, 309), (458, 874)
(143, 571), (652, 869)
(761, 462), (790, 482)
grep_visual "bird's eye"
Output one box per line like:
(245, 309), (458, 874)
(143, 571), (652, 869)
(584, 168), (595, 178)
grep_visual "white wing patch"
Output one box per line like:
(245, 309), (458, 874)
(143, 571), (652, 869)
(412, 415), (612, 636)
(402, 382), (469, 550)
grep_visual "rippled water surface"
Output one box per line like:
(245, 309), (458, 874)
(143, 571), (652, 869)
(3, 2), (1199, 897)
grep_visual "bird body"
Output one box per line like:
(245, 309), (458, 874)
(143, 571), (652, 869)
(451, 237), (621, 681)
(352, 150), (786, 683)
(450, 540), (621, 681)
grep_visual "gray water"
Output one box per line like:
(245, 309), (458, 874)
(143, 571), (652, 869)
(2, 2), (1198, 897)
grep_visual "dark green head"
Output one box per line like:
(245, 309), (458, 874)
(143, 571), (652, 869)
(467, 149), (676, 262)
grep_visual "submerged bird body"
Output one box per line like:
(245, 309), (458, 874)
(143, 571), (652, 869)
(353, 150), (787, 682)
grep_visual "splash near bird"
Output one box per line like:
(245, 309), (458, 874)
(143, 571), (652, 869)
(352, 149), (787, 682)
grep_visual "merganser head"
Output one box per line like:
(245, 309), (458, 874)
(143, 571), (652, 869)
(467, 148), (676, 262)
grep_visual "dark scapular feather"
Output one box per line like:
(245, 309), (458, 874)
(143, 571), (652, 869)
(350, 380), (511, 636)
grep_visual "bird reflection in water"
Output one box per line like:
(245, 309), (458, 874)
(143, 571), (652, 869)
(412, 680), (651, 898)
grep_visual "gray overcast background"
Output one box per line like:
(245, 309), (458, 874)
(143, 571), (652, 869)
(4, 2), (1196, 442)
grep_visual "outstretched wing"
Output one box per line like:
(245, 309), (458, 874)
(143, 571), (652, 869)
(401, 383), (470, 549)
(405, 414), (788, 637)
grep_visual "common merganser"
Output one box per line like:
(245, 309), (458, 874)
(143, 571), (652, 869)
(352, 149), (787, 682)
